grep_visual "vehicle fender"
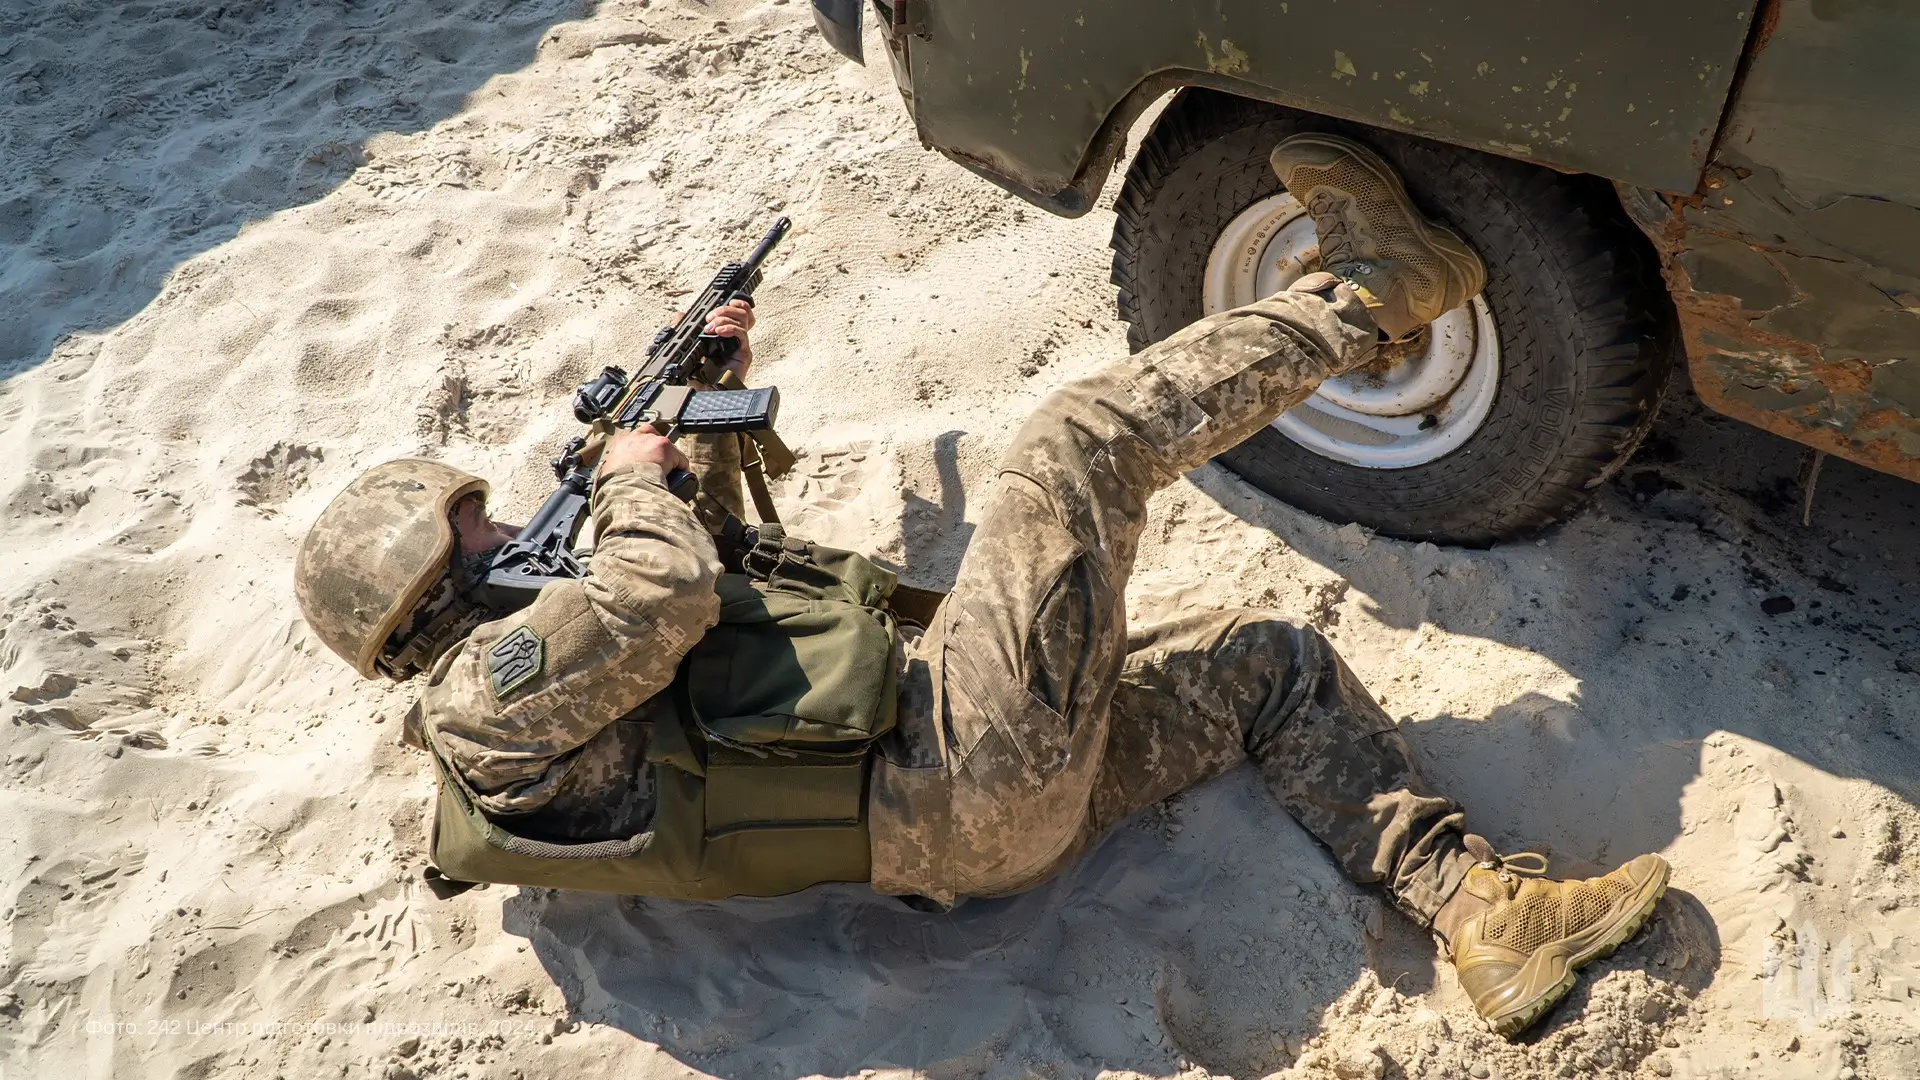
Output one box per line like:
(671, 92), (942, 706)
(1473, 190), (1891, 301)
(907, 0), (1756, 214)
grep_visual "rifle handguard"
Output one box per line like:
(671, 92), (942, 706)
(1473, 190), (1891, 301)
(573, 420), (616, 472)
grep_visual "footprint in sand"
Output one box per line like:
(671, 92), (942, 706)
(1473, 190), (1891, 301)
(235, 442), (324, 512)
(793, 442), (885, 514)
(4, 851), (147, 1014)
(2, 588), (158, 737)
(776, 442), (911, 557)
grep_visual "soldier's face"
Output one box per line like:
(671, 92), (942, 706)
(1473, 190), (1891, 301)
(452, 495), (520, 556)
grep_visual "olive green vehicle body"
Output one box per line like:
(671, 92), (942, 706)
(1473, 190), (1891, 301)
(836, 0), (1920, 483)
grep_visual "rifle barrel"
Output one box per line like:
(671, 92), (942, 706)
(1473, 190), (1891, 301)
(743, 217), (791, 276)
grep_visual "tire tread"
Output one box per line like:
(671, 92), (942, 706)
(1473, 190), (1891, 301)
(1109, 89), (1677, 544)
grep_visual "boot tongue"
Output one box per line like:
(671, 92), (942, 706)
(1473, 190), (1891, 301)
(1463, 833), (1499, 864)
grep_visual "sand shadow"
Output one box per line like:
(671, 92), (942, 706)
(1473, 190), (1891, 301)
(0, 0), (593, 376)
(1186, 385), (1920, 860)
(894, 429), (976, 593)
(501, 765), (1401, 1079)
(501, 761), (1721, 1079)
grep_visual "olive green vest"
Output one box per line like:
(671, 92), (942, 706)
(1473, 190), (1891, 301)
(426, 527), (900, 899)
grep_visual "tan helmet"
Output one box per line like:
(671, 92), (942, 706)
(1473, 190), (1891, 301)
(295, 459), (489, 679)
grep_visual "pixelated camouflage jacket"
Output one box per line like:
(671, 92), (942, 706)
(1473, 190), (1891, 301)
(413, 458), (723, 818)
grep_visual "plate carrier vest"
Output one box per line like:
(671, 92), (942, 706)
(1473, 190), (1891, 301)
(424, 526), (903, 898)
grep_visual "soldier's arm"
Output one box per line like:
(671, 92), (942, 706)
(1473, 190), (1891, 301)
(416, 460), (721, 816)
(681, 432), (746, 520)
(682, 298), (754, 518)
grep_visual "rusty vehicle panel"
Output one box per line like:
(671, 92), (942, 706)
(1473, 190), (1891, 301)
(1620, 0), (1920, 481)
(814, 0), (1920, 536)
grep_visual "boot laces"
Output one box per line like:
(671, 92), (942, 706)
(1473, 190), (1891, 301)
(1463, 834), (1549, 885)
(1306, 191), (1358, 267)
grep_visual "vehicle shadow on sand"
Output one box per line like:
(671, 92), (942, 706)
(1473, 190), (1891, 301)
(0, 0), (591, 377)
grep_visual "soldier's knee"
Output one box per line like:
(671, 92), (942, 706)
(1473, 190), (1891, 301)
(1226, 609), (1386, 755)
(1219, 608), (1320, 657)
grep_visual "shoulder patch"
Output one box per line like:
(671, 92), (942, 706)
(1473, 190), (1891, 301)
(487, 626), (545, 700)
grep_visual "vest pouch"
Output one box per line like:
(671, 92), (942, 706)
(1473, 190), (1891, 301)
(741, 523), (897, 611)
(682, 537), (900, 751)
(703, 745), (866, 835)
(426, 738), (701, 895)
(426, 732), (870, 898)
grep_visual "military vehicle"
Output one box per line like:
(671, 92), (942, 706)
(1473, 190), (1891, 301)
(812, 0), (1920, 543)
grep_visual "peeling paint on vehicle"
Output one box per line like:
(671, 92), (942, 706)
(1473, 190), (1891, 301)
(1624, 181), (1920, 480)
(1218, 39), (1250, 75)
(1677, 279), (1920, 475)
(1195, 32), (1251, 76)
(898, 0), (1752, 208)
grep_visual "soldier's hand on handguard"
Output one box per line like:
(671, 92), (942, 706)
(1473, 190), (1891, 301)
(597, 424), (691, 481)
(699, 299), (755, 387)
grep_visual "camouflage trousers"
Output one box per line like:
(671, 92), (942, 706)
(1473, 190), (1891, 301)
(868, 280), (1473, 921)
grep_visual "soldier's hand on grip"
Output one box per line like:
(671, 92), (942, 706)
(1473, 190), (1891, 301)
(698, 299), (756, 386)
(599, 425), (691, 481)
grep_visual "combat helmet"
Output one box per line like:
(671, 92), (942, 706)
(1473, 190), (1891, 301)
(295, 459), (489, 680)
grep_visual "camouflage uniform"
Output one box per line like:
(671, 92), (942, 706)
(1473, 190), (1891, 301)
(416, 278), (1472, 919)
(414, 459), (723, 843)
(868, 278), (1473, 917)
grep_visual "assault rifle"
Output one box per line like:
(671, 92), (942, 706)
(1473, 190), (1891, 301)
(477, 218), (795, 612)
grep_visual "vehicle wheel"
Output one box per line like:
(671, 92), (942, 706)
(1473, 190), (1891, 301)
(1110, 90), (1677, 545)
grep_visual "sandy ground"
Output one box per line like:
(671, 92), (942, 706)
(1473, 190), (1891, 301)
(3, 2), (1919, 1078)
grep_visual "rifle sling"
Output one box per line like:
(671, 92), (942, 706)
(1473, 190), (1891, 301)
(746, 428), (797, 478)
(740, 433), (781, 524)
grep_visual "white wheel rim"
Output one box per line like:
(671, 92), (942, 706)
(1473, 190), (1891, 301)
(1201, 193), (1501, 469)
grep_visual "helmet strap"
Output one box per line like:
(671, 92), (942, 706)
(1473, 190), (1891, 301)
(376, 504), (506, 680)
(378, 599), (491, 680)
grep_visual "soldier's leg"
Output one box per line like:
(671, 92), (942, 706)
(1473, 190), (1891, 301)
(895, 124), (1504, 901)
(918, 281), (1383, 899)
(891, 133), (1664, 1040)
(1074, 598), (1669, 1040)
(1258, 134), (1670, 1038)
(1077, 610), (1472, 925)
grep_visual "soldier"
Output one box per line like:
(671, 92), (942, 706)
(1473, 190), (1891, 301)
(296, 135), (1668, 1038)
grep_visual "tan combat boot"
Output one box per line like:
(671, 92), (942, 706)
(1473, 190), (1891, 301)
(1432, 835), (1670, 1037)
(1269, 133), (1487, 340)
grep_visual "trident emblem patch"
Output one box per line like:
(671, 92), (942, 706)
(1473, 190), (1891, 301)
(487, 626), (544, 700)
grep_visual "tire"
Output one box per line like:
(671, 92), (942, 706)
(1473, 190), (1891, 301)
(1110, 89), (1677, 545)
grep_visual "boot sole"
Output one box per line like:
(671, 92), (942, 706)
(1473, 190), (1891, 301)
(1482, 857), (1671, 1038)
(1268, 133), (1488, 309)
